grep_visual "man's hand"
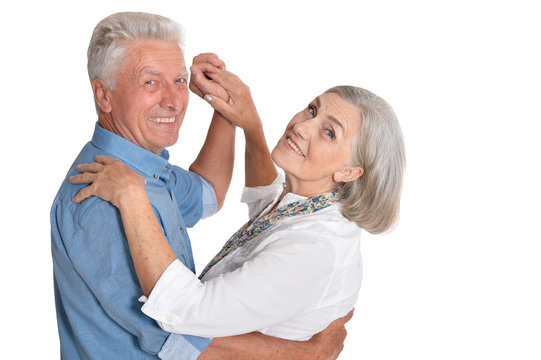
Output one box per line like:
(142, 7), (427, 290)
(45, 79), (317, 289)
(198, 310), (354, 360)
(190, 53), (229, 102)
(304, 309), (354, 360)
(196, 68), (262, 134)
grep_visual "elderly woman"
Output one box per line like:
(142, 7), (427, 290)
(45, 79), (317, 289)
(70, 63), (405, 341)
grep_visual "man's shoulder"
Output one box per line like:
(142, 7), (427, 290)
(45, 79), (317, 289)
(51, 142), (118, 227)
(169, 165), (206, 193)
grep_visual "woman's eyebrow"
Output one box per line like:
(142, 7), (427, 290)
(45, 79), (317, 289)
(328, 115), (345, 132)
(316, 96), (345, 132)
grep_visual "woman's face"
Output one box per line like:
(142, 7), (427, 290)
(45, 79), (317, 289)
(271, 92), (363, 196)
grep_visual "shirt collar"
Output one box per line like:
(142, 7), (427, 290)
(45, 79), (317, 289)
(91, 123), (173, 180)
(261, 185), (308, 215)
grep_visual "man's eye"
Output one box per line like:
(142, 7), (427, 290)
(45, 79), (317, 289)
(176, 78), (186, 83)
(145, 80), (155, 85)
(308, 105), (316, 117)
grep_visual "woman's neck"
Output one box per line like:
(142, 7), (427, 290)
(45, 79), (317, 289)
(284, 176), (337, 199)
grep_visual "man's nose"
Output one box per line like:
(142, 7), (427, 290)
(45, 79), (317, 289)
(160, 82), (184, 111)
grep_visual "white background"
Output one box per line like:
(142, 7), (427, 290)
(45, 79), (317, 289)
(1, 0), (540, 359)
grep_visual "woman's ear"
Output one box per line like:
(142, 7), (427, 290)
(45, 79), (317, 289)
(333, 167), (364, 183)
(91, 78), (112, 113)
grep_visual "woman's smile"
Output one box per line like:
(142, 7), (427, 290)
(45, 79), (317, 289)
(285, 137), (305, 157)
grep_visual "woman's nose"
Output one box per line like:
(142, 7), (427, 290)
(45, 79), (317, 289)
(293, 118), (316, 140)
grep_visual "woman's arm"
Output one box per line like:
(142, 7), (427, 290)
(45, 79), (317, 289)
(71, 156), (176, 296)
(195, 64), (278, 187)
(71, 157), (337, 337)
(71, 156), (353, 358)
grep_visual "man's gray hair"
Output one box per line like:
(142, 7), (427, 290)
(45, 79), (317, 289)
(87, 12), (185, 90)
(326, 86), (406, 234)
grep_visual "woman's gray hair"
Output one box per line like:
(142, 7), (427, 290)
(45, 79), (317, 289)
(326, 86), (406, 234)
(87, 12), (185, 90)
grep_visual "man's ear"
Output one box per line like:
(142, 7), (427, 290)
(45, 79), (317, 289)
(91, 78), (112, 113)
(333, 167), (364, 183)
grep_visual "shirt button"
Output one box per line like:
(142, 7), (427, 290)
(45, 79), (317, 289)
(179, 228), (184, 234)
(153, 174), (158, 179)
(164, 165), (170, 172)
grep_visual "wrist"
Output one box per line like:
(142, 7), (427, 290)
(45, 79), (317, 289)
(117, 182), (148, 212)
(243, 119), (264, 139)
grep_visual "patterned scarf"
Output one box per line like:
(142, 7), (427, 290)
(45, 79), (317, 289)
(199, 191), (341, 279)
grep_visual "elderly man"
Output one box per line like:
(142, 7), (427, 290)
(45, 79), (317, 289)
(51, 12), (350, 359)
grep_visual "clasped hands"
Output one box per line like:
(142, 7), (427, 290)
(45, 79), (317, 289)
(189, 53), (262, 133)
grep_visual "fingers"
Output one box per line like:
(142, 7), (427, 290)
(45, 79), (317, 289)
(189, 81), (204, 98)
(203, 94), (232, 120)
(191, 65), (229, 102)
(94, 155), (116, 165)
(69, 172), (95, 185)
(71, 184), (95, 204)
(192, 53), (226, 70)
(191, 61), (244, 92)
(203, 68), (244, 94)
(75, 162), (102, 174)
(341, 309), (354, 324)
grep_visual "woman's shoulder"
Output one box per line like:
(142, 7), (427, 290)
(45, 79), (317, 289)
(288, 204), (361, 237)
(261, 206), (361, 260)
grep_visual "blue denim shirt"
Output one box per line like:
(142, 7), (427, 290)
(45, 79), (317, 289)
(51, 124), (213, 359)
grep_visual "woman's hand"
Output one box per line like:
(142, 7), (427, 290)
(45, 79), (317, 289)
(201, 67), (263, 134)
(69, 155), (146, 209)
(189, 53), (262, 133)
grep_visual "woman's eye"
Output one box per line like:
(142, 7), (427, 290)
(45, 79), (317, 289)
(308, 105), (316, 117)
(326, 129), (336, 140)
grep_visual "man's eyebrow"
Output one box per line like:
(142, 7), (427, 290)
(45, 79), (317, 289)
(140, 70), (189, 77)
(142, 70), (162, 76)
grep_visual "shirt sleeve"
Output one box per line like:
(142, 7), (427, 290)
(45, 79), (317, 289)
(158, 333), (212, 360)
(140, 228), (336, 338)
(200, 176), (217, 219)
(169, 166), (211, 227)
(240, 173), (284, 218)
(67, 200), (210, 355)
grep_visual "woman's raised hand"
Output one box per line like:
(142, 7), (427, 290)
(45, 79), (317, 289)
(188, 53), (262, 133)
(201, 66), (262, 133)
(69, 155), (146, 209)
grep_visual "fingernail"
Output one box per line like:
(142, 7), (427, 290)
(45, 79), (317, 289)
(204, 95), (213, 102)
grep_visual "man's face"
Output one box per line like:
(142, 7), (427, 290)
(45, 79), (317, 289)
(105, 39), (189, 155)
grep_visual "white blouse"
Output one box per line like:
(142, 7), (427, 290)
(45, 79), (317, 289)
(141, 175), (363, 341)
